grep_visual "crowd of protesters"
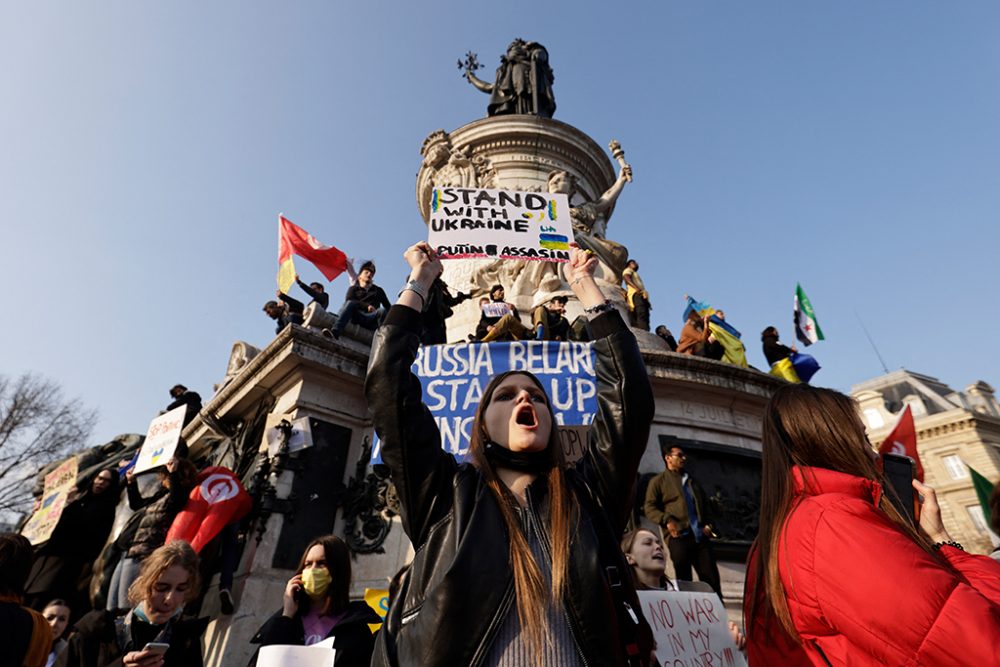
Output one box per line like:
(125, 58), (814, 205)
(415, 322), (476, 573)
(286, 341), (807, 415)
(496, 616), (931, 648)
(8, 244), (1000, 667)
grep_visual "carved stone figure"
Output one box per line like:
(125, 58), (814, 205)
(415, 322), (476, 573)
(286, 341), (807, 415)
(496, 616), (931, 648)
(462, 39), (556, 118)
(417, 130), (497, 220)
(547, 158), (633, 281)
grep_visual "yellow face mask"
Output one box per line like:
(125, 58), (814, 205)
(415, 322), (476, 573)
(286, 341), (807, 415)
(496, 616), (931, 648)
(301, 567), (332, 600)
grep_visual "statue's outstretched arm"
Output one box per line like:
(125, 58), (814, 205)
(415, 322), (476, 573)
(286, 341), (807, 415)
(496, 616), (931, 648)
(465, 70), (493, 94)
(593, 164), (633, 216)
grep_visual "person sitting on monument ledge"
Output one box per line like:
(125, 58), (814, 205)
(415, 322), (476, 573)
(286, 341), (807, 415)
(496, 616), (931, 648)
(676, 310), (707, 356)
(294, 274), (329, 310)
(531, 295), (571, 341)
(247, 535), (379, 667)
(329, 260), (391, 339)
(476, 284), (528, 342)
(262, 291), (305, 335)
(654, 325), (678, 351)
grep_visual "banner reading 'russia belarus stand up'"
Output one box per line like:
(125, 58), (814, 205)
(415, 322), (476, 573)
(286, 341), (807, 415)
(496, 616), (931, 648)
(428, 187), (573, 262)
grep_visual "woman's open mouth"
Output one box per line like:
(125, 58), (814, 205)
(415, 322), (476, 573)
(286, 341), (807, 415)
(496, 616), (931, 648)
(514, 405), (537, 429)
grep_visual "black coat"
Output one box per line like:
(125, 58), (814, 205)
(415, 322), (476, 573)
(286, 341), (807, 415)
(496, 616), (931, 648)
(57, 609), (207, 667)
(25, 487), (120, 608)
(247, 601), (379, 667)
(124, 471), (192, 561)
(365, 306), (655, 666)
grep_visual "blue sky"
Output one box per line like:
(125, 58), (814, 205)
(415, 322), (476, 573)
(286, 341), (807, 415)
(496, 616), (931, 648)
(2, 2), (998, 445)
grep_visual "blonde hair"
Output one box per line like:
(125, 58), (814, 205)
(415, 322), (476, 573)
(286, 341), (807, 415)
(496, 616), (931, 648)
(127, 541), (201, 606)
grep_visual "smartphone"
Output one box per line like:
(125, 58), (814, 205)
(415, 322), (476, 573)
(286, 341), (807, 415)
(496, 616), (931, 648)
(882, 452), (917, 526)
(143, 642), (170, 656)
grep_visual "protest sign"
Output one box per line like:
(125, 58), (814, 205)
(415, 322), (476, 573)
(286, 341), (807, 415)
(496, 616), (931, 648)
(428, 187), (573, 262)
(262, 414), (314, 456)
(21, 457), (78, 545)
(372, 341), (596, 463)
(365, 587), (389, 632)
(638, 590), (747, 667)
(134, 405), (186, 474)
(256, 644), (334, 667)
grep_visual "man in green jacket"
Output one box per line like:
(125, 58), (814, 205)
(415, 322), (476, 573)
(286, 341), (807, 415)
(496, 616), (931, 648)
(643, 445), (721, 596)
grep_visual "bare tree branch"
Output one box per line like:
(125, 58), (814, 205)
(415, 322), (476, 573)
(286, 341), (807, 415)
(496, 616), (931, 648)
(0, 373), (98, 517)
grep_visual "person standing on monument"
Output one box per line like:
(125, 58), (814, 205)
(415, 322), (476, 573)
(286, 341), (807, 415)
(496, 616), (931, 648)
(643, 445), (722, 597)
(366, 242), (654, 666)
(622, 259), (650, 331)
(330, 260), (391, 339)
(166, 385), (201, 427)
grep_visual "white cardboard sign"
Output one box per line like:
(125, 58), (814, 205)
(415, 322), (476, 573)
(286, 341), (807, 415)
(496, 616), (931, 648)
(428, 187), (573, 262)
(134, 405), (187, 473)
(637, 590), (747, 667)
(256, 644), (335, 667)
(21, 457), (78, 545)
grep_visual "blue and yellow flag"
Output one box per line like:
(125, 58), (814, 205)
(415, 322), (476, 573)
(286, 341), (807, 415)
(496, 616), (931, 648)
(707, 320), (748, 368)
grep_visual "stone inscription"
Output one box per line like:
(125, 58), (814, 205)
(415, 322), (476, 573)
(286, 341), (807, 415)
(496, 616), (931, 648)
(675, 402), (762, 432)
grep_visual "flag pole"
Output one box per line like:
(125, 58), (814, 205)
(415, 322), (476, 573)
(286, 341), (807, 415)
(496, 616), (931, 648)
(855, 310), (890, 374)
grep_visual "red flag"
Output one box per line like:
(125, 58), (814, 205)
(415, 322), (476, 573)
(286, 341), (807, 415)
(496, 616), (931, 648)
(278, 215), (348, 283)
(878, 405), (924, 482)
(166, 467), (252, 553)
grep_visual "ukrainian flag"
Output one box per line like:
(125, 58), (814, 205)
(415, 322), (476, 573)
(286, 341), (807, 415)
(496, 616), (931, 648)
(707, 319), (748, 368)
(769, 352), (820, 384)
(682, 295), (716, 322)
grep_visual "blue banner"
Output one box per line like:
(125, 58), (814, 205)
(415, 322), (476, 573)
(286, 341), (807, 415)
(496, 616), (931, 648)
(372, 341), (597, 463)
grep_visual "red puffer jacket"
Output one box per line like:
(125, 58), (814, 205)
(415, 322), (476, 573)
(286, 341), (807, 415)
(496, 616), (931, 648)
(745, 466), (1000, 666)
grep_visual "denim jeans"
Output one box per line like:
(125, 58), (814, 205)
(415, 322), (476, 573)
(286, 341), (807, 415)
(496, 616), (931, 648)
(333, 300), (386, 334)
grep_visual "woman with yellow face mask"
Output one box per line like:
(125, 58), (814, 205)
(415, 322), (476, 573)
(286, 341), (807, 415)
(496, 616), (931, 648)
(247, 535), (380, 666)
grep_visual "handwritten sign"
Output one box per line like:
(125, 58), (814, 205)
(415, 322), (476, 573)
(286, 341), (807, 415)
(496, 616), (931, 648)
(428, 187), (573, 262)
(637, 590), (747, 667)
(134, 405), (186, 474)
(372, 341), (596, 463)
(21, 457), (78, 545)
(262, 414), (314, 456)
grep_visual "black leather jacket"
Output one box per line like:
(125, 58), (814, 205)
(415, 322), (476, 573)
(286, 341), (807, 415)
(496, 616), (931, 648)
(365, 306), (655, 666)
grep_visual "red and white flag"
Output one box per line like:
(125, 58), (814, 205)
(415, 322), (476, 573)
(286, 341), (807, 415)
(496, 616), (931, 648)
(277, 215), (348, 292)
(166, 467), (252, 553)
(878, 405), (924, 482)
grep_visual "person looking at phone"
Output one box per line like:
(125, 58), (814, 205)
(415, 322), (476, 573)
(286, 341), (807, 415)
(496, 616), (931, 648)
(744, 384), (1000, 666)
(247, 535), (379, 666)
(59, 541), (204, 667)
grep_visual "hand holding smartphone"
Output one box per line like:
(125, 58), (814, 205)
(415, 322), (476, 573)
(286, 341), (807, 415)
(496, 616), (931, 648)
(882, 453), (918, 526)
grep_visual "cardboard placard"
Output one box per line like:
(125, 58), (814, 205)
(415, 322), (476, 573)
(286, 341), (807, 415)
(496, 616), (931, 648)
(256, 644), (335, 667)
(134, 405), (186, 473)
(21, 457), (78, 545)
(637, 590), (747, 667)
(428, 187), (573, 262)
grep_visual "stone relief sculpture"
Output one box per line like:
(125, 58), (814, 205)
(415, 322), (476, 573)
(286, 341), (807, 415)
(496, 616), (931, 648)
(417, 130), (497, 221)
(460, 39), (556, 118)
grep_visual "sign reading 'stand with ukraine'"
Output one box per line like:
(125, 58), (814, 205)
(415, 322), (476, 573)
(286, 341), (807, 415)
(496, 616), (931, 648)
(371, 341), (597, 463)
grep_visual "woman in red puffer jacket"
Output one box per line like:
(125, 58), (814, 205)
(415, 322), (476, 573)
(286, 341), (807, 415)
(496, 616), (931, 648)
(744, 384), (1000, 666)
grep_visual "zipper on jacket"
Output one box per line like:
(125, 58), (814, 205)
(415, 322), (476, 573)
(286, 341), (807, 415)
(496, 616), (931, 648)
(527, 490), (591, 667)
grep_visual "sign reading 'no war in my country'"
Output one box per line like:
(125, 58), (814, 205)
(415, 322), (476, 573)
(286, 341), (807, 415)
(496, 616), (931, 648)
(372, 340), (597, 463)
(428, 187), (573, 262)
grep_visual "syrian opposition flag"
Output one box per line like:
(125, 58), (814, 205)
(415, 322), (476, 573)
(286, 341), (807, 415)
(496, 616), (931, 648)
(794, 283), (825, 347)
(277, 214), (348, 293)
(877, 405), (924, 482)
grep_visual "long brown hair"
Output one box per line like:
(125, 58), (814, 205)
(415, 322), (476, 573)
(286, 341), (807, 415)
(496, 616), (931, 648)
(747, 384), (934, 641)
(295, 534), (351, 615)
(469, 370), (575, 659)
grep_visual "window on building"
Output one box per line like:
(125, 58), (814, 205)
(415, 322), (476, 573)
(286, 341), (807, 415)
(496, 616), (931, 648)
(968, 505), (990, 534)
(863, 409), (885, 429)
(942, 454), (969, 480)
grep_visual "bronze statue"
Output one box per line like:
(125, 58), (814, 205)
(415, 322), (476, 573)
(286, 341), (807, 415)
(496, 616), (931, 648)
(460, 39), (556, 118)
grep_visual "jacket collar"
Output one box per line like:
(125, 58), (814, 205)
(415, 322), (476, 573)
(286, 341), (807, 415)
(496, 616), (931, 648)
(791, 465), (883, 508)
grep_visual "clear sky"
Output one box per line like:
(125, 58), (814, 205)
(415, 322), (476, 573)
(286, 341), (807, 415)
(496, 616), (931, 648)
(2, 2), (998, 445)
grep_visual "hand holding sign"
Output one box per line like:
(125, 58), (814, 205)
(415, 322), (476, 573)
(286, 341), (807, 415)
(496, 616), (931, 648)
(404, 241), (442, 285)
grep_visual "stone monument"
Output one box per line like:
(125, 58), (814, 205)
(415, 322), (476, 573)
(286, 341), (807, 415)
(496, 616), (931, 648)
(420, 41), (637, 341)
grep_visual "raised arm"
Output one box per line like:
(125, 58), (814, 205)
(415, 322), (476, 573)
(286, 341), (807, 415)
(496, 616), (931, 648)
(465, 69), (494, 94)
(364, 242), (457, 546)
(568, 248), (654, 528)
